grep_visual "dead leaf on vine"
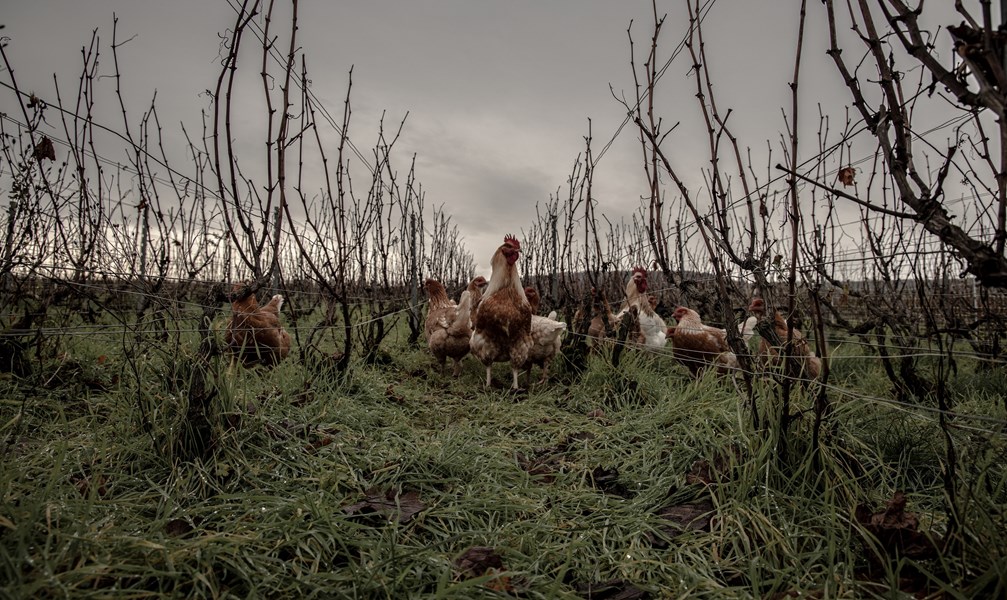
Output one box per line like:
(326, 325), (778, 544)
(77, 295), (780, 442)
(34, 136), (56, 162)
(837, 166), (856, 187)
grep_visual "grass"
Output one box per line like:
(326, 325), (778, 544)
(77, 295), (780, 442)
(1, 312), (1005, 598)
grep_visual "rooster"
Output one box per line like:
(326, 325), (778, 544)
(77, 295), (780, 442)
(616, 267), (668, 348)
(470, 235), (533, 389)
(669, 306), (739, 377)
(521, 287), (567, 385)
(224, 282), (292, 368)
(747, 298), (821, 383)
(424, 278), (476, 376)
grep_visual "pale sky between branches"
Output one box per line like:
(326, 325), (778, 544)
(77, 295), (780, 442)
(1, 1), (965, 274)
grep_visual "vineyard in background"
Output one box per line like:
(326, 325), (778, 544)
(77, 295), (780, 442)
(2, 1), (1005, 391)
(2, 0), (1007, 597)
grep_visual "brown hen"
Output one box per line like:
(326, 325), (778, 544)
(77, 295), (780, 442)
(748, 298), (822, 383)
(424, 278), (479, 377)
(669, 306), (739, 377)
(224, 283), (292, 368)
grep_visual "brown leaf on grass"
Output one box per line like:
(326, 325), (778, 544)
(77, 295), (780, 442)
(854, 491), (939, 561)
(685, 459), (714, 486)
(560, 431), (596, 447)
(837, 166), (856, 187)
(454, 546), (512, 592)
(165, 518), (194, 538)
(385, 384), (405, 404)
(73, 474), (109, 498)
(768, 590), (824, 600)
(574, 578), (648, 599)
(685, 446), (741, 486)
(343, 488), (425, 524)
(517, 450), (562, 483)
(649, 496), (715, 549)
(588, 466), (634, 498)
(304, 436), (333, 454)
(290, 381), (315, 407)
(517, 431), (596, 484)
(658, 498), (714, 532)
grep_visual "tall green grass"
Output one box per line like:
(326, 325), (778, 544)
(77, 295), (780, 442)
(1, 316), (1004, 598)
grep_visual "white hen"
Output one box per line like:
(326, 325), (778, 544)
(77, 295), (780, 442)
(616, 267), (667, 348)
(522, 287), (567, 384)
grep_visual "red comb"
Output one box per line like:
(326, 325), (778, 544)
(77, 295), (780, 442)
(504, 234), (520, 249)
(632, 266), (647, 276)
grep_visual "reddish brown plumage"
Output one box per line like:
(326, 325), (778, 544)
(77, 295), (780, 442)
(524, 287), (541, 314)
(424, 278), (475, 376)
(467, 276), (488, 311)
(578, 287), (620, 344)
(424, 278), (457, 340)
(747, 298), (821, 383)
(224, 283), (291, 368)
(669, 306), (738, 377)
(470, 236), (533, 389)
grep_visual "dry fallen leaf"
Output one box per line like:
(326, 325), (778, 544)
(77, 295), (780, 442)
(165, 518), (194, 538)
(454, 546), (512, 592)
(574, 578), (648, 599)
(589, 466), (634, 498)
(343, 488), (425, 524)
(649, 496), (716, 549)
(854, 490), (939, 561)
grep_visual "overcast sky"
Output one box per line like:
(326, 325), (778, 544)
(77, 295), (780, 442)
(1, 1), (964, 275)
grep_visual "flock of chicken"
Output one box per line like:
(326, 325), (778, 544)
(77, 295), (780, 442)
(423, 235), (823, 389)
(424, 235), (568, 389)
(220, 234), (822, 388)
